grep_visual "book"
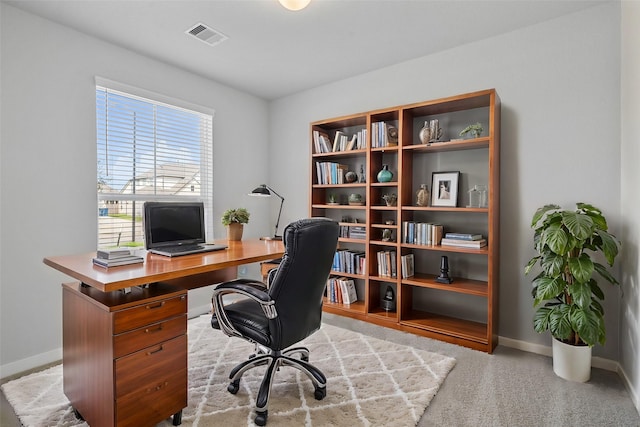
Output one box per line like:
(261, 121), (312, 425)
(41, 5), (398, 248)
(96, 248), (132, 259)
(401, 253), (414, 279)
(92, 255), (144, 268)
(444, 233), (483, 241)
(441, 238), (487, 248)
(340, 279), (358, 304)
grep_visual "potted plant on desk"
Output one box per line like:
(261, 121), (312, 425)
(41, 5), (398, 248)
(222, 208), (250, 241)
(524, 203), (620, 382)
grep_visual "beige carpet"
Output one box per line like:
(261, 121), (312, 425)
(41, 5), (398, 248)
(1, 315), (455, 426)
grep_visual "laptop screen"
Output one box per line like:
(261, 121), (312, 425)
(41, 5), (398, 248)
(143, 201), (206, 249)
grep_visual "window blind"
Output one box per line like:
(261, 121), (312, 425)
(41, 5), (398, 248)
(96, 85), (213, 249)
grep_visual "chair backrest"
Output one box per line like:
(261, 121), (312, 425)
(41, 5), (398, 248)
(267, 218), (339, 350)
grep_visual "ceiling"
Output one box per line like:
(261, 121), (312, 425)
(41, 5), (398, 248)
(4, 0), (606, 100)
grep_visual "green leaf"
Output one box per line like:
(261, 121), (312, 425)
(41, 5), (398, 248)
(533, 276), (565, 305)
(567, 253), (594, 284)
(568, 281), (592, 309)
(533, 306), (553, 333)
(531, 205), (560, 228)
(589, 278), (605, 300)
(524, 256), (540, 275)
(542, 223), (569, 255)
(596, 230), (620, 266)
(562, 211), (594, 241)
(540, 252), (564, 277)
(571, 305), (604, 346)
(549, 304), (572, 340)
(593, 262), (619, 286)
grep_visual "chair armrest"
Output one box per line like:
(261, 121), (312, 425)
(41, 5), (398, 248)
(213, 278), (270, 302)
(212, 279), (278, 341)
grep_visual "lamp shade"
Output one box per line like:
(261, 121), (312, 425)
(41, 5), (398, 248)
(278, 0), (311, 11)
(249, 185), (271, 197)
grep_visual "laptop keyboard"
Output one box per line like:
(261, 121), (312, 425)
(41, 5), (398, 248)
(162, 245), (203, 253)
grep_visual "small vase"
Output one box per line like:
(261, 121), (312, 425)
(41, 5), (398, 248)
(416, 184), (429, 206)
(418, 121), (431, 144)
(376, 165), (393, 183)
(227, 223), (244, 241)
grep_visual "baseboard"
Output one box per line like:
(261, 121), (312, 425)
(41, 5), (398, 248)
(0, 348), (61, 380)
(618, 363), (640, 416)
(498, 335), (620, 371)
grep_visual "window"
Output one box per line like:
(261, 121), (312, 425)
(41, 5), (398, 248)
(96, 80), (213, 249)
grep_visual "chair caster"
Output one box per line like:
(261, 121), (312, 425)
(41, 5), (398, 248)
(73, 408), (84, 421)
(314, 386), (326, 400)
(172, 410), (182, 426)
(301, 354), (309, 362)
(255, 410), (268, 426)
(228, 380), (240, 394)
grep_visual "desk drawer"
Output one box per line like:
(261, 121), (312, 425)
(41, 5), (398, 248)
(115, 334), (186, 398)
(116, 369), (187, 427)
(113, 314), (186, 358)
(113, 294), (187, 334)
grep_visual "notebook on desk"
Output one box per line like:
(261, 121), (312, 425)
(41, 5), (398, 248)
(143, 201), (227, 257)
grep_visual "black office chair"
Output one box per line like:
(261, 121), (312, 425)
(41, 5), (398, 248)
(211, 218), (339, 426)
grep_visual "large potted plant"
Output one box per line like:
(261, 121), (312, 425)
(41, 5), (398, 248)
(524, 203), (620, 382)
(222, 208), (250, 241)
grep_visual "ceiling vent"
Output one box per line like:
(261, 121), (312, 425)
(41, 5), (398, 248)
(185, 23), (228, 47)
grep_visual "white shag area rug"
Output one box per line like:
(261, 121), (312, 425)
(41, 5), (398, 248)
(2, 315), (455, 426)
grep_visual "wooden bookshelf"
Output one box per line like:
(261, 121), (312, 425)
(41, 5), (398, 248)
(310, 89), (500, 353)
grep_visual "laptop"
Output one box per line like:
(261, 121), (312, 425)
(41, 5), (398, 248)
(143, 201), (227, 257)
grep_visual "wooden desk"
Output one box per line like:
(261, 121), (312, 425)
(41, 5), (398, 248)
(44, 239), (284, 427)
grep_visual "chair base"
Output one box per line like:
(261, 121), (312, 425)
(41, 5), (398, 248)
(227, 346), (326, 426)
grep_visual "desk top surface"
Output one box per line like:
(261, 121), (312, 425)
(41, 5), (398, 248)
(44, 239), (285, 292)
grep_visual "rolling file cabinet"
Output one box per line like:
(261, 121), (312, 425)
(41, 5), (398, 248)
(62, 282), (187, 427)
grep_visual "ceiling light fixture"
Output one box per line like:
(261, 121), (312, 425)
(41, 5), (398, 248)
(278, 0), (311, 11)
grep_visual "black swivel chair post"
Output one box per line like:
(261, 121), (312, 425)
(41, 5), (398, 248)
(211, 218), (339, 426)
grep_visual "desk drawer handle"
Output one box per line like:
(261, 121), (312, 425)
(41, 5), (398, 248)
(146, 301), (165, 310)
(147, 381), (169, 394)
(145, 325), (163, 334)
(147, 345), (164, 355)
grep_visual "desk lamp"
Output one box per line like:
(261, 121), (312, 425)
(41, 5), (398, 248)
(249, 184), (285, 241)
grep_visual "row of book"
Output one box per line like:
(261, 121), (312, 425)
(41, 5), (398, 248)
(313, 129), (367, 154)
(441, 233), (487, 248)
(332, 250), (366, 275)
(376, 250), (397, 278)
(371, 121), (398, 148)
(92, 248), (144, 268)
(402, 222), (444, 246)
(339, 225), (366, 240)
(326, 277), (358, 304)
(315, 161), (348, 185)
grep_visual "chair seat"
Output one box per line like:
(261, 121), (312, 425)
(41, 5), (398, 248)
(211, 299), (271, 347)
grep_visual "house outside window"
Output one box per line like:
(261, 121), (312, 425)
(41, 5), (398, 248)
(96, 79), (214, 248)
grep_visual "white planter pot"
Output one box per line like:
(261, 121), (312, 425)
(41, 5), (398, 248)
(552, 338), (592, 382)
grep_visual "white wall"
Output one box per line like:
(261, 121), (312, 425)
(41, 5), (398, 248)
(270, 3), (623, 360)
(0, 4), (271, 376)
(620, 0), (640, 413)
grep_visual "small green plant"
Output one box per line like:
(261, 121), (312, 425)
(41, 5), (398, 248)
(221, 208), (250, 226)
(459, 122), (483, 138)
(524, 203), (620, 347)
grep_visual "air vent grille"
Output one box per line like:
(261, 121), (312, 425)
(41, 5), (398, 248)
(185, 23), (228, 47)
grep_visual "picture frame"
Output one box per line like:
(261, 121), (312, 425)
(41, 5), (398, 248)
(431, 171), (460, 207)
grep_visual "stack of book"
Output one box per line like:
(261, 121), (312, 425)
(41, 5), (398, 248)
(376, 250), (397, 278)
(92, 248), (144, 268)
(332, 250), (366, 275)
(326, 277), (358, 305)
(402, 221), (444, 246)
(440, 233), (487, 248)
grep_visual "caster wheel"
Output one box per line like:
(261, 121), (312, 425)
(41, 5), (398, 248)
(227, 380), (240, 394)
(301, 355), (309, 362)
(255, 410), (268, 426)
(314, 386), (326, 400)
(73, 408), (84, 421)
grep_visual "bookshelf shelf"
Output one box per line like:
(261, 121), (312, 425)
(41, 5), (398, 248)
(310, 89), (500, 353)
